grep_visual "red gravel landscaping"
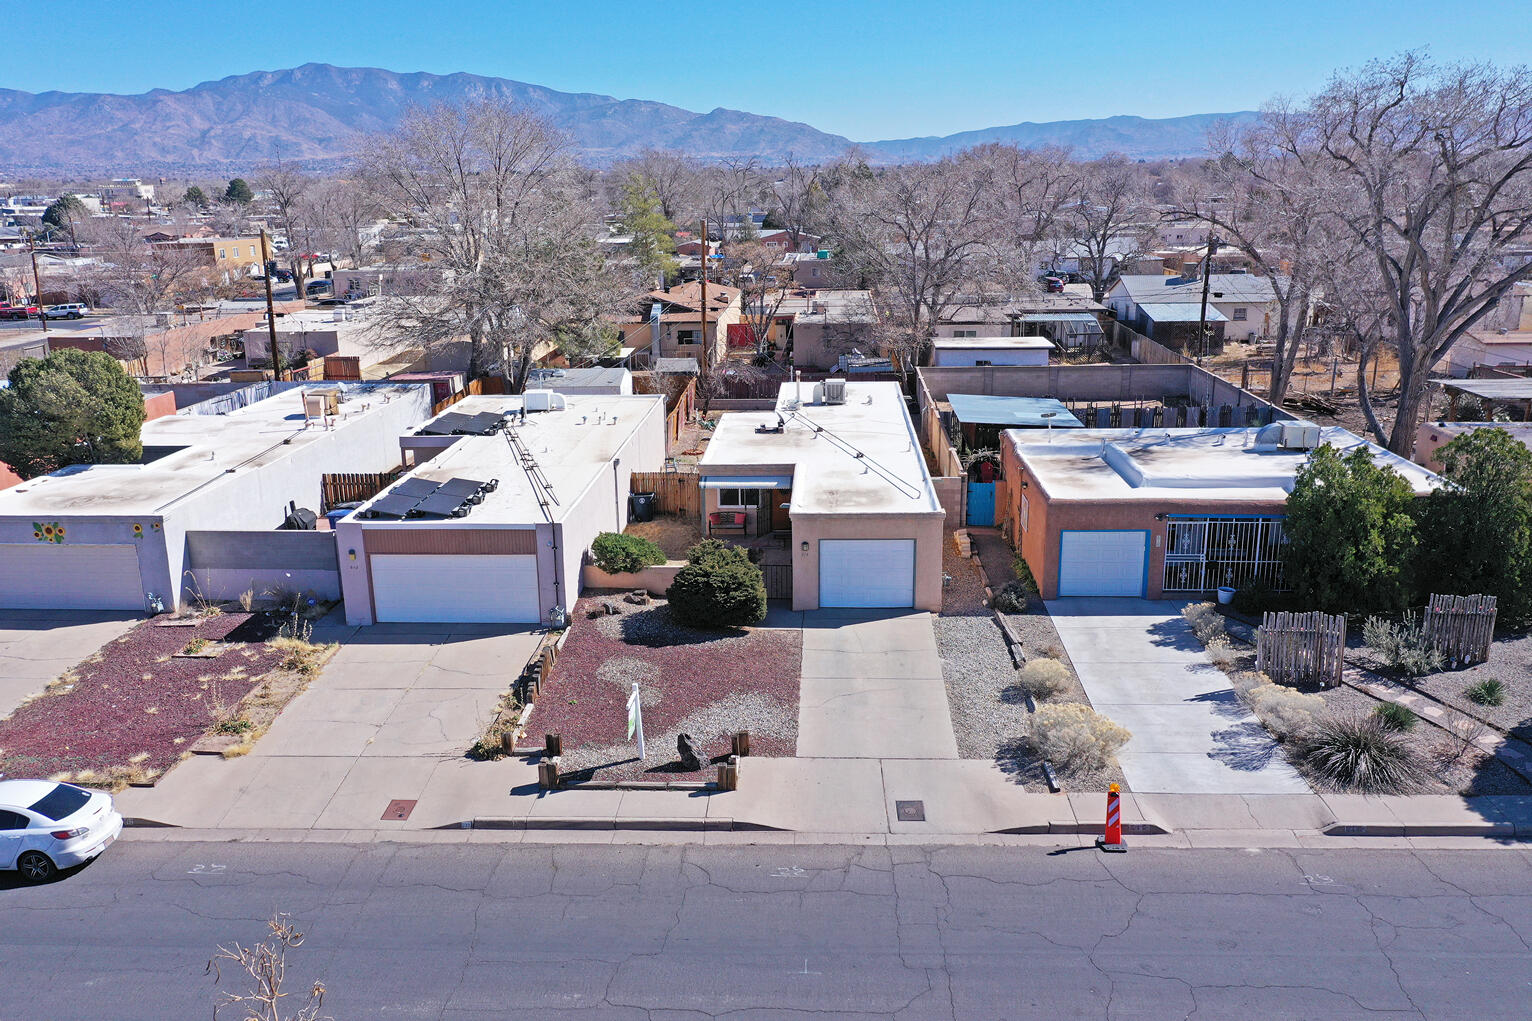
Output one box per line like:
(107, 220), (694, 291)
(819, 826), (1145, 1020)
(528, 593), (802, 781)
(0, 612), (283, 787)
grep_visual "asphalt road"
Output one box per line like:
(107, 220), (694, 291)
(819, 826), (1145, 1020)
(3, 840), (1529, 1020)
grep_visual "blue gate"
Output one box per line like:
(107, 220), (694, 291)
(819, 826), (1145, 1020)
(966, 482), (996, 527)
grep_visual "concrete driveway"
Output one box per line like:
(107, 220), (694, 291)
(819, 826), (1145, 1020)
(0, 609), (140, 719)
(115, 620), (543, 829)
(797, 610), (958, 759)
(1047, 598), (1308, 795)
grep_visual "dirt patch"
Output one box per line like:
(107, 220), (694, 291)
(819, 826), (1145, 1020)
(528, 593), (801, 781)
(625, 515), (703, 560)
(0, 612), (288, 789)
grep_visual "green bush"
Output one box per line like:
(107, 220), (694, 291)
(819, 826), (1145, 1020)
(1465, 678), (1506, 707)
(666, 540), (767, 627)
(991, 580), (1033, 614)
(1373, 702), (1417, 732)
(1362, 613), (1445, 676)
(1301, 715), (1425, 794)
(591, 532), (665, 574)
(1231, 579), (1280, 616)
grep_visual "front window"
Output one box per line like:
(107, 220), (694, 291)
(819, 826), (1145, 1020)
(1232, 307), (1248, 321)
(218, 248), (226, 259)
(717, 488), (749, 508)
(1162, 516), (1287, 593)
(953, 329), (978, 338)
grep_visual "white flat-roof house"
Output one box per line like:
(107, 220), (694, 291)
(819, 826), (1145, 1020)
(0, 383), (432, 612)
(336, 391), (667, 625)
(698, 380), (946, 611)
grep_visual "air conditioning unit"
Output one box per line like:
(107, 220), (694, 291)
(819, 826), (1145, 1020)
(522, 389), (566, 413)
(823, 378), (847, 405)
(1277, 421), (1320, 450)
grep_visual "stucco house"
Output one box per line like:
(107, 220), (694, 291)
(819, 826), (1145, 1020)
(336, 391), (667, 625)
(615, 281), (742, 368)
(0, 383), (432, 612)
(1000, 423), (1438, 600)
(698, 379), (946, 611)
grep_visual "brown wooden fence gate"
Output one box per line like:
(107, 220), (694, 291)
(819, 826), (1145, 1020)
(1256, 610), (1347, 688)
(630, 471), (702, 518)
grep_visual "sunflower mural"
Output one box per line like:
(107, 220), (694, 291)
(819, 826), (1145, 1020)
(132, 523), (144, 539)
(33, 522), (66, 544)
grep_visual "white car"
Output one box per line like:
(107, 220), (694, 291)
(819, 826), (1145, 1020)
(0, 780), (123, 883)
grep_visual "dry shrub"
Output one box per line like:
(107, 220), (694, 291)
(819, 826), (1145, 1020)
(1206, 641), (1237, 669)
(1301, 715), (1425, 794)
(1017, 657), (1071, 699)
(1029, 703), (1131, 772)
(1182, 602), (1228, 646)
(238, 588), (255, 612)
(1246, 681), (1326, 740)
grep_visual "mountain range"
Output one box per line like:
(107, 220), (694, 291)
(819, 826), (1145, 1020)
(0, 63), (1258, 176)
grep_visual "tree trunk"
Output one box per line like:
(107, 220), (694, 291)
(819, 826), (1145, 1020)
(1387, 360), (1431, 456)
(1355, 345), (1388, 442)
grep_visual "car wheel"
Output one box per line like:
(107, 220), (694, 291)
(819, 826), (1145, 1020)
(16, 850), (57, 883)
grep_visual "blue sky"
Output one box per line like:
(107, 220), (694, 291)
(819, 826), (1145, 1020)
(8, 0), (1528, 140)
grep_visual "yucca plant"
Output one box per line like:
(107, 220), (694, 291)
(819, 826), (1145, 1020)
(1373, 702), (1417, 732)
(1465, 679), (1506, 707)
(1302, 715), (1425, 794)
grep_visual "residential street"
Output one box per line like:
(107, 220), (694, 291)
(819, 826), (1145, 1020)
(4, 840), (1529, 1019)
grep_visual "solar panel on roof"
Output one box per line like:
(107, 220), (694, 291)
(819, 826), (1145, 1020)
(465, 412), (506, 434)
(412, 492), (472, 518)
(365, 494), (422, 520)
(392, 478), (442, 498)
(437, 477), (489, 503)
(418, 412), (474, 436)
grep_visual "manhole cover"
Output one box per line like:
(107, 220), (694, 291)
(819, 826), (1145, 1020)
(381, 799), (417, 821)
(895, 800), (926, 822)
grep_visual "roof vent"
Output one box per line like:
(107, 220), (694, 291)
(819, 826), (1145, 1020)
(823, 378), (847, 405)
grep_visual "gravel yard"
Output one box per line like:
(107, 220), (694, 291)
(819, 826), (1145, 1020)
(1354, 634), (1532, 744)
(1296, 679), (1532, 795)
(0, 612), (284, 789)
(938, 530), (1128, 792)
(529, 593), (801, 781)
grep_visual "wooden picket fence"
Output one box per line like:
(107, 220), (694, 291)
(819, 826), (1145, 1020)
(320, 469), (404, 513)
(630, 470), (702, 518)
(1257, 610), (1347, 688)
(1422, 593), (1497, 667)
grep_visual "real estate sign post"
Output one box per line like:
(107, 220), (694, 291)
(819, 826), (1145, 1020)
(627, 683), (646, 760)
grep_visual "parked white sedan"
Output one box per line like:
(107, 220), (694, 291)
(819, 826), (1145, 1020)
(0, 780), (123, 883)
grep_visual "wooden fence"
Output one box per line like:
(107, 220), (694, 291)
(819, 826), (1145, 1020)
(1256, 610), (1347, 688)
(1423, 593), (1497, 667)
(320, 469), (404, 513)
(431, 375), (506, 415)
(630, 470), (702, 518)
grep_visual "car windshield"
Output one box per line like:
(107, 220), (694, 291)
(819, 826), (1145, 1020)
(28, 784), (91, 822)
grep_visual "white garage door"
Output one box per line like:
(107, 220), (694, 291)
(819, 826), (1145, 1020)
(1058, 530), (1147, 597)
(819, 539), (916, 608)
(370, 554), (540, 623)
(0, 544), (143, 610)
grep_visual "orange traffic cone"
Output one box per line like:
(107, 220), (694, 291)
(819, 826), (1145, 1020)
(1096, 782), (1127, 853)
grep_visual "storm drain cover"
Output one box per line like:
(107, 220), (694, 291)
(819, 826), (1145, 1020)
(895, 800), (926, 822)
(382, 799), (417, 821)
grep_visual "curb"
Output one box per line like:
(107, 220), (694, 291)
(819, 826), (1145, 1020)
(457, 817), (783, 832)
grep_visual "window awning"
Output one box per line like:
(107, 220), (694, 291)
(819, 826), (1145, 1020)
(700, 475), (793, 489)
(1140, 303), (1229, 323)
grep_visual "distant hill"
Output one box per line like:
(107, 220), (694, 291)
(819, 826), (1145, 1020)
(0, 63), (1256, 175)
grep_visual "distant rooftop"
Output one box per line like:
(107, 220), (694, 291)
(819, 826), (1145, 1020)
(702, 381), (942, 516)
(1115, 274), (1277, 304)
(1010, 426), (1439, 502)
(933, 336), (1055, 350)
(947, 394), (1081, 428)
(0, 383), (428, 516)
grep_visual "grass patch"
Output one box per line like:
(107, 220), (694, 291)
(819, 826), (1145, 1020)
(1373, 701), (1417, 732)
(1465, 678), (1506, 707)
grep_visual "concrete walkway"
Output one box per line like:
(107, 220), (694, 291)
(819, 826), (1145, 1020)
(114, 621), (542, 829)
(796, 610), (958, 759)
(1047, 598), (1309, 795)
(0, 609), (139, 720)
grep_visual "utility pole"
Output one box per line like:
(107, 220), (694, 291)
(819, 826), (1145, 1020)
(259, 230), (281, 381)
(1196, 235), (1222, 362)
(698, 218), (709, 375)
(29, 239), (47, 333)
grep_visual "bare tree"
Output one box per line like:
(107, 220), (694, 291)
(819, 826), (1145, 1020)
(257, 161), (316, 294)
(699, 158), (766, 238)
(313, 176), (381, 269)
(1304, 54), (1532, 453)
(207, 913), (329, 1021)
(362, 98), (630, 387)
(609, 149), (703, 224)
(823, 155), (995, 371)
(1067, 155), (1154, 301)
(767, 153), (822, 251)
(1165, 111), (1329, 401)
(975, 143), (1077, 296)
(719, 237), (794, 362)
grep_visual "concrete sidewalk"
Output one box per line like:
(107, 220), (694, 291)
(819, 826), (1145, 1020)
(796, 610), (958, 759)
(1048, 598), (1309, 795)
